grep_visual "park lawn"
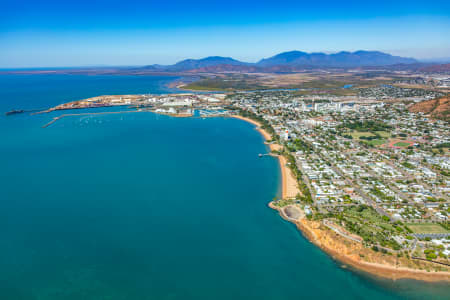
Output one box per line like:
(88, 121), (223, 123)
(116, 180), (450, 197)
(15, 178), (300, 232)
(350, 131), (375, 139)
(341, 205), (405, 249)
(374, 131), (391, 138)
(273, 199), (295, 207)
(345, 206), (394, 232)
(394, 142), (411, 147)
(367, 139), (387, 146)
(406, 223), (449, 234)
(432, 148), (450, 154)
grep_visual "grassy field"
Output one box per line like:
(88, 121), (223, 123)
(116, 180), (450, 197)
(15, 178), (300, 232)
(432, 148), (450, 154)
(406, 223), (449, 234)
(273, 199), (295, 207)
(394, 142), (411, 147)
(350, 131), (375, 139)
(374, 131), (391, 138)
(367, 139), (387, 146)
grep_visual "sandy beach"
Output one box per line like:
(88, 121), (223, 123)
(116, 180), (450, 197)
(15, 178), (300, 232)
(230, 115), (299, 199)
(231, 115), (272, 141)
(278, 155), (299, 199)
(232, 115), (450, 283)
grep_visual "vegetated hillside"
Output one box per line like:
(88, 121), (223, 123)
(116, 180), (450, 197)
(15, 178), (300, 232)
(409, 96), (450, 121)
(258, 50), (417, 67)
(185, 64), (316, 73)
(167, 56), (247, 71)
(155, 51), (418, 72)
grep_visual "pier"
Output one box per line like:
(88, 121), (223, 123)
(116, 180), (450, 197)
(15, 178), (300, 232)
(42, 116), (61, 128)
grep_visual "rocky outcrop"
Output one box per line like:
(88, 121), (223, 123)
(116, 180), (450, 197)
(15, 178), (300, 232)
(269, 202), (450, 282)
(296, 219), (450, 282)
(409, 96), (449, 121)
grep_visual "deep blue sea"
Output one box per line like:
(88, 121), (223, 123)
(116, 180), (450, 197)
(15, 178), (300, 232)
(0, 74), (449, 299)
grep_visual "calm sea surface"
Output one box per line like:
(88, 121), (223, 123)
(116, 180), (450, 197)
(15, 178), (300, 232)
(0, 74), (448, 299)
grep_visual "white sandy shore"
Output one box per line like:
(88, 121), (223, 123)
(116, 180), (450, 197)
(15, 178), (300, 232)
(230, 115), (299, 199)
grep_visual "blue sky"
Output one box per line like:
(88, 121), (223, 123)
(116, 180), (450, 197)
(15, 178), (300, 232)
(1, 0), (449, 67)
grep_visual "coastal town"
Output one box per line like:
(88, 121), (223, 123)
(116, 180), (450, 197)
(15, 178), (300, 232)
(11, 79), (450, 281)
(227, 89), (449, 278)
(4, 0), (450, 297)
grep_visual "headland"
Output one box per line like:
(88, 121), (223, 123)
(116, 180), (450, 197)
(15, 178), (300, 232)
(10, 91), (450, 283)
(232, 115), (450, 283)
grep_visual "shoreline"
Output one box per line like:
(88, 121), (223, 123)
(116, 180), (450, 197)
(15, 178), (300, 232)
(230, 115), (298, 199)
(269, 203), (450, 283)
(232, 114), (450, 283)
(298, 217), (450, 282)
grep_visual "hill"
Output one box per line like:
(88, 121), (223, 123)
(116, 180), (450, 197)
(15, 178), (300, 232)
(409, 96), (450, 121)
(258, 50), (417, 67)
(167, 56), (247, 71)
(138, 51), (418, 72)
(2, 50), (421, 74)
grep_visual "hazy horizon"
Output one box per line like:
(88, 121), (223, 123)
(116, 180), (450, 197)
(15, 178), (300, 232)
(2, 50), (450, 70)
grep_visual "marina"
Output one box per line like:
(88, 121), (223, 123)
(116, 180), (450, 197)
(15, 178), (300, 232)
(41, 110), (146, 128)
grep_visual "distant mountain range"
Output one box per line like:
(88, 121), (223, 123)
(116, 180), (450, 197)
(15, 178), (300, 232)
(169, 56), (247, 71)
(7, 50), (450, 75)
(258, 50), (416, 67)
(142, 50), (418, 72)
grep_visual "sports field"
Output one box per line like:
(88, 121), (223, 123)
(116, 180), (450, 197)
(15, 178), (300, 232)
(367, 139), (387, 146)
(407, 223), (449, 234)
(394, 142), (411, 147)
(374, 131), (391, 138)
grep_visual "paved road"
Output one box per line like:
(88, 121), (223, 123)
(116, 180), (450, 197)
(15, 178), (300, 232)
(383, 159), (449, 202)
(325, 156), (392, 220)
(296, 138), (392, 220)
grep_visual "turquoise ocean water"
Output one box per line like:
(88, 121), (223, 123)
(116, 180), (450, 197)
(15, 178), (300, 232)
(0, 74), (449, 299)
